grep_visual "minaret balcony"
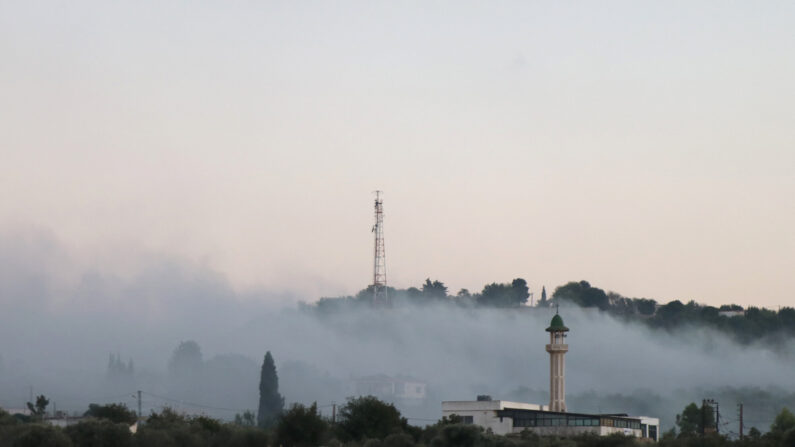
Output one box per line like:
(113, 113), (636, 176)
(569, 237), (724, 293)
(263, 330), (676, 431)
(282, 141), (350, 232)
(545, 344), (569, 352)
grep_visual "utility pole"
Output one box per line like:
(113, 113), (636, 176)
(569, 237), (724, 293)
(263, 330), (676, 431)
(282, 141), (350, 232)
(137, 390), (142, 420)
(371, 191), (387, 307)
(738, 403), (744, 440)
(703, 398), (718, 435)
(331, 402), (336, 425)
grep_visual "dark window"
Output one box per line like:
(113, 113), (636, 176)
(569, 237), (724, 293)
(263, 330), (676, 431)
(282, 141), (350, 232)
(649, 425), (658, 441)
(461, 416), (473, 424)
(514, 417), (535, 427)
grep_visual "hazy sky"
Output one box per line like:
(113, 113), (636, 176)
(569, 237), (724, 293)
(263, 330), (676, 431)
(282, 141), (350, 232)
(1, 1), (793, 307)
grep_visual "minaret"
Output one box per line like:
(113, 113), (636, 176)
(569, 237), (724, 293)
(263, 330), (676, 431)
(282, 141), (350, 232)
(545, 311), (569, 412)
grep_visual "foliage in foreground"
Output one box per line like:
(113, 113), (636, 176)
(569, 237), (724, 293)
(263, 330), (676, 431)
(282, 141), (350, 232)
(2, 400), (794, 447)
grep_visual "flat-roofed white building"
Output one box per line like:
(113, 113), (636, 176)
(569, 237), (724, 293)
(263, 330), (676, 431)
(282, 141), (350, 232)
(352, 374), (427, 406)
(442, 399), (543, 435)
(442, 398), (660, 441)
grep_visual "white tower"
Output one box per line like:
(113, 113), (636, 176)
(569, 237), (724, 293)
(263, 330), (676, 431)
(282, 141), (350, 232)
(545, 312), (569, 412)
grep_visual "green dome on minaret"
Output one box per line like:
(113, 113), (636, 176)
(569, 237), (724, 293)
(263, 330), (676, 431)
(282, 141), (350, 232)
(546, 314), (569, 332)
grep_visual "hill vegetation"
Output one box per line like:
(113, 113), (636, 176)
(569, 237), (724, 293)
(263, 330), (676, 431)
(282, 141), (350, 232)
(309, 278), (795, 346)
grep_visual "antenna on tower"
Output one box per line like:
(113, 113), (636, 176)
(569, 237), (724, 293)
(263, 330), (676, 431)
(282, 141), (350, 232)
(372, 191), (388, 307)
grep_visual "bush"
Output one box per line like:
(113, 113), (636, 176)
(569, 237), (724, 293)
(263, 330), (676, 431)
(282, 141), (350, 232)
(84, 403), (138, 425)
(225, 426), (270, 447)
(274, 403), (328, 447)
(8, 424), (72, 447)
(64, 420), (132, 447)
(382, 433), (414, 447)
(429, 424), (484, 447)
(336, 396), (408, 442)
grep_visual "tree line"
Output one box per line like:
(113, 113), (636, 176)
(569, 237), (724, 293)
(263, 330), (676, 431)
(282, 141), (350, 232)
(551, 280), (795, 346)
(3, 397), (794, 447)
(312, 277), (533, 311)
(309, 278), (795, 346)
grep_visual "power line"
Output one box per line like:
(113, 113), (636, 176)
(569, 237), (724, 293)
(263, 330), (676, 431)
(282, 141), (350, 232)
(140, 391), (249, 413)
(101, 392), (139, 402)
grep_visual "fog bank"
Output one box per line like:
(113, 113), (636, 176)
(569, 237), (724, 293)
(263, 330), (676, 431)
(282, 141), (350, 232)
(1, 229), (793, 431)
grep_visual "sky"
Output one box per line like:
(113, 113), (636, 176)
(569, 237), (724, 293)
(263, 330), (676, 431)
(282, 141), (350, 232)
(1, 1), (794, 307)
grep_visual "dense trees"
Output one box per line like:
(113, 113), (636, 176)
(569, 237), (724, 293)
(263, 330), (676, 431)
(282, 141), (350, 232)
(336, 396), (409, 441)
(421, 279), (448, 301)
(542, 279), (795, 346)
(316, 277), (534, 308)
(134, 407), (268, 447)
(84, 403), (138, 425)
(675, 403), (701, 435)
(427, 423), (484, 447)
(7, 424), (72, 447)
(770, 407), (795, 434)
(64, 420), (132, 447)
(675, 402), (715, 436)
(257, 351), (284, 428)
(274, 403), (328, 447)
(553, 281), (610, 310)
(477, 278), (531, 308)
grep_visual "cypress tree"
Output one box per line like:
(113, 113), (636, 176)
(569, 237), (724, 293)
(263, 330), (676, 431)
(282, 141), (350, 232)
(257, 351), (284, 428)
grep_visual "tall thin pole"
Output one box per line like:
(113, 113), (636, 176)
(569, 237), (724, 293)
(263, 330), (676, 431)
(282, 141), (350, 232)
(137, 390), (142, 420)
(331, 402), (336, 425)
(372, 191), (387, 307)
(739, 403), (743, 440)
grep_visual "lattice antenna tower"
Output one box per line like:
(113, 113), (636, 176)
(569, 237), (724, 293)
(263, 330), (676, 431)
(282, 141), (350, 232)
(372, 191), (388, 307)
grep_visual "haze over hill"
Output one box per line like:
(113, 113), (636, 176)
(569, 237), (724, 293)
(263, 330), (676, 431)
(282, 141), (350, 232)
(2, 229), (794, 432)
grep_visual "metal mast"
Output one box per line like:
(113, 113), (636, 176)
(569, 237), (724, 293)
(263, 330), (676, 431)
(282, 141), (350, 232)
(372, 191), (387, 307)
